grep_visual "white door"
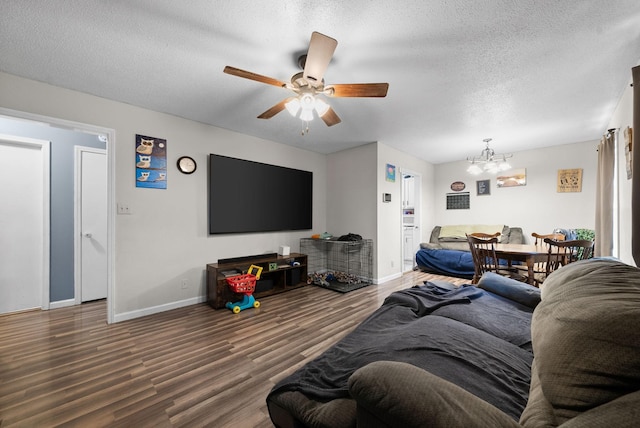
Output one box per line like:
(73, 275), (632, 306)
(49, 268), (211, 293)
(0, 135), (50, 314)
(75, 147), (107, 302)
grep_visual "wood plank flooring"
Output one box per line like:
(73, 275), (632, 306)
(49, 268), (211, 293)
(0, 270), (466, 427)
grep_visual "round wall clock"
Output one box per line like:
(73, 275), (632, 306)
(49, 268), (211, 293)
(177, 156), (197, 174)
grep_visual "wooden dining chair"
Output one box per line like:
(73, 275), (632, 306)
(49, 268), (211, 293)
(466, 233), (526, 284)
(466, 234), (500, 284)
(532, 232), (565, 245)
(468, 232), (502, 240)
(543, 238), (595, 278)
(523, 232), (566, 286)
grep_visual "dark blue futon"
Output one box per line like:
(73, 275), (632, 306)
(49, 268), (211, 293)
(415, 248), (475, 279)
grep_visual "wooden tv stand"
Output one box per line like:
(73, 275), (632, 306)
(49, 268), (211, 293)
(206, 252), (308, 309)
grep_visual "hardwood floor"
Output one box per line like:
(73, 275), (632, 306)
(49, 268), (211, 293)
(0, 270), (466, 427)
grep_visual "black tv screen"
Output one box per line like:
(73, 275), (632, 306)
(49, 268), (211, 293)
(208, 154), (313, 234)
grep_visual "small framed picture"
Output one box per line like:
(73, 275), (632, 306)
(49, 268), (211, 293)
(385, 164), (396, 182)
(476, 179), (490, 196)
(557, 168), (583, 193)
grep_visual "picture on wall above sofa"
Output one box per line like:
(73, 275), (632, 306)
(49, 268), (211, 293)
(497, 168), (526, 188)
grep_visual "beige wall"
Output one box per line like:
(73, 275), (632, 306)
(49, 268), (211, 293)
(0, 71), (328, 321)
(432, 140), (598, 243)
(376, 142), (435, 282)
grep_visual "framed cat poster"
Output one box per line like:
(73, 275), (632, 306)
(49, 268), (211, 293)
(135, 134), (167, 189)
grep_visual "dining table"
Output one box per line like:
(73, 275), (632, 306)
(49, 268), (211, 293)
(494, 243), (551, 285)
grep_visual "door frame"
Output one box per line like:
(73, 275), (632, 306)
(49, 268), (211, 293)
(400, 168), (422, 272)
(0, 107), (116, 324)
(74, 146), (107, 304)
(0, 133), (51, 311)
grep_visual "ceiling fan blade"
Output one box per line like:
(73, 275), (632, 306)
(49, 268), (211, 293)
(321, 107), (341, 127)
(224, 66), (287, 88)
(303, 32), (338, 86)
(326, 83), (389, 97)
(257, 98), (293, 119)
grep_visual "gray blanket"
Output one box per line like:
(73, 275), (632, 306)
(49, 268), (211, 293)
(268, 283), (534, 421)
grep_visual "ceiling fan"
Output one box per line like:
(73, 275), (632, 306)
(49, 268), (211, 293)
(224, 31), (389, 129)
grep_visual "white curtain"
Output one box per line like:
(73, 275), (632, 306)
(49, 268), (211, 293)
(632, 66), (640, 266)
(595, 131), (616, 257)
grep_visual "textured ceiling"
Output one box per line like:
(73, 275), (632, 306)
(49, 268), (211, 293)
(1, 1), (640, 164)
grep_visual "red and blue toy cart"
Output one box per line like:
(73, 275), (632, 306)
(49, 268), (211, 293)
(225, 264), (262, 313)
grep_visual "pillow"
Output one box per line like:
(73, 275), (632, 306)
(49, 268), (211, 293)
(477, 272), (541, 308)
(439, 224), (505, 240)
(528, 258), (640, 424)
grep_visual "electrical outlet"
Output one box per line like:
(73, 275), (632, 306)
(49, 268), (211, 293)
(117, 203), (132, 215)
(181, 279), (189, 289)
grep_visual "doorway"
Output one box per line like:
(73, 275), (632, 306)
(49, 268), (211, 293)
(0, 108), (114, 323)
(401, 170), (421, 272)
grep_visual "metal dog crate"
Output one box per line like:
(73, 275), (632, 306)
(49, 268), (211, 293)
(300, 238), (373, 292)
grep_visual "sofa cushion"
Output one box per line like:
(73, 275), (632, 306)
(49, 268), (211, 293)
(477, 272), (541, 309)
(267, 391), (356, 428)
(521, 258), (640, 425)
(349, 361), (520, 428)
(426, 225), (524, 251)
(439, 224), (505, 240)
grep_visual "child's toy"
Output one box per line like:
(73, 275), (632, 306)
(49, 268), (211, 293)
(225, 264), (263, 313)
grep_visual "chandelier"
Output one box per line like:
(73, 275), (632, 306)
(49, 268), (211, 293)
(466, 138), (513, 175)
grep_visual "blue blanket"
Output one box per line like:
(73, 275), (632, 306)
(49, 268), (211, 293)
(416, 248), (475, 278)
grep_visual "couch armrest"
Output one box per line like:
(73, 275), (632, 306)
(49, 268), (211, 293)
(429, 226), (442, 243)
(477, 272), (541, 308)
(420, 242), (442, 250)
(557, 389), (640, 427)
(349, 361), (520, 428)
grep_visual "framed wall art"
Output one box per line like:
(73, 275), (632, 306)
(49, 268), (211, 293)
(446, 192), (470, 209)
(135, 134), (167, 189)
(385, 163), (396, 182)
(557, 168), (583, 193)
(476, 179), (490, 195)
(624, 126), (633, 179)
(497, 168), (526, 188)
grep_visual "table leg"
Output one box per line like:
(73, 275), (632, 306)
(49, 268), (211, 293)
(526, 257), (535, 285)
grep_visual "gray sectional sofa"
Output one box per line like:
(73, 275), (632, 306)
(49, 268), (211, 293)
(267, 258), (640, 427)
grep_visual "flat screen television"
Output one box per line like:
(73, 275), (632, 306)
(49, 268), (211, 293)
(208, 154), (313, 234)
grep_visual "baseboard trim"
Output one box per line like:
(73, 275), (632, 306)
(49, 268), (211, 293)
(113, 296), (206, 323)
(49, 299), (76, 309)
(376, 272), (402, 284)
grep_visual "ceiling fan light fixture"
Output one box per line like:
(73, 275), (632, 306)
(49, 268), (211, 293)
(314, 97), (330, 117)
(300, 93), (315, 110)
(299, 108), (314, 122)
(285, 98), (301, 117)
(466, 138), (513, 175)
